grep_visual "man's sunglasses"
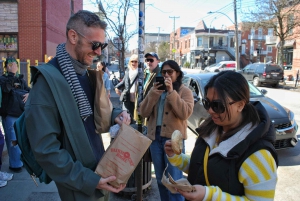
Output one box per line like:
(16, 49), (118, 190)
(75, 30), (108, 51)
(162, 69), (175, 75)
(202, 98), (236, 113)
(145, 58), (154, 63)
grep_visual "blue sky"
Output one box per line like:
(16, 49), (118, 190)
(83, 0), (256, 49)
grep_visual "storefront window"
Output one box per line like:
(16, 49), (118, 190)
(0, 34), (18, 59)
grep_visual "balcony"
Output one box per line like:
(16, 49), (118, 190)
(265, 36), (277, 45)
(248, 35), (266, 40)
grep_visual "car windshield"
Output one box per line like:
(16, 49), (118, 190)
(197, 78), (264, 98)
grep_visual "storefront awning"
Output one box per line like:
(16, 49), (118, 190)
(284, 40), (295, 47)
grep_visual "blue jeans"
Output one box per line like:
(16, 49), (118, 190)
(2, 115), (23, 168)
(0, 128), (4, 170)
(150, 126), (185, 201)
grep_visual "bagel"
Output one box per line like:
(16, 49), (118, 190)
(171, 130), (183, 155)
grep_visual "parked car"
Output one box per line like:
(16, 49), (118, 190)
(183, 73), (298, 149)
(205, 61), (236, 72)
(238, 62), (284, 87)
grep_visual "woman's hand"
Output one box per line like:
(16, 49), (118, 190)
(152, 82), (165, 94)
(164, 77), (173, 93)
(177, 185), (206, 201)
(164, 140), (175, 157)
(115, 88), (121, 96)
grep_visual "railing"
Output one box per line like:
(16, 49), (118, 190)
(248, 35), (266, 40)
(265, 36), (277, 44)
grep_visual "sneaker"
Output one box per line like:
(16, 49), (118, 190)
(0, 171), (13, 181)
(0, 180), (7, 188)
(9, 167), (22, 173)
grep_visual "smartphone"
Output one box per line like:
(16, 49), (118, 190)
(156, 76), (166, 90)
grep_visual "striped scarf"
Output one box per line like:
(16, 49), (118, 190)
(56, 43), (93, 120)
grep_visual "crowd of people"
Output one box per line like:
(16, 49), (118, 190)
(0, 9), (278, 201)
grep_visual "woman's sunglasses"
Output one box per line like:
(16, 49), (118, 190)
(75, 30), (108, 51)
(202, 98), (236, 113)
(162, 69), (175, 75)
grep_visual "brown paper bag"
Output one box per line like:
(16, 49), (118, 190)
(95, 123), (152, 187)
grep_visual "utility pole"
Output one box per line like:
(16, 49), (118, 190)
(156, 27), (160, 53)
(169, 16), (180, 60)
(234, 0), (240, 70)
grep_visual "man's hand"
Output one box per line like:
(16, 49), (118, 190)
(115, 110), (131, 125)
(177, 185), (206, 201)
(96, 176), (126, 193)
(23, 93), (29, 103)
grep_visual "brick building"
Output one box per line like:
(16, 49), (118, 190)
(0, 0), (83, 63)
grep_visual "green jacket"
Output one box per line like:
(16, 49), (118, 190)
(25, 63), (121, 201)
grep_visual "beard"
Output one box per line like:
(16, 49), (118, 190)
(74, 39), (91, 66)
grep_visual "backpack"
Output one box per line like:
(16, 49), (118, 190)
(14, 113), (52, 185)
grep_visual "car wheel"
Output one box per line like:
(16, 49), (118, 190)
(214, 69), (220, 72)
(272, 82), (279, 88)
(253, 77), (260, 87)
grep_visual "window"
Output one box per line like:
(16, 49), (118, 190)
(0, 34), (18, 59)
(268, 28), (274, 36)
(258, 28), (263, 36)
(218, 37), (223, 46)
(185, 40), (187, 48)
(197, 37), (203, 47)
(267, 46), (272, 53)
(251, 28), (255, 35)
(230, 37), (234, 47)
(209, 37), (214, 47)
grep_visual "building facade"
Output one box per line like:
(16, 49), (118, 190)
(0, 0), (83, 63)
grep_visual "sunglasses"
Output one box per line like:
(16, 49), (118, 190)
(162, 69), (175, 75)
(75, 30), (108, 51)
(202, 98), (236, 113)
(131, 60), (138, 63)
(145, 58), (154, 63)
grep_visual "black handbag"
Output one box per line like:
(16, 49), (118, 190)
(120, 75), (138, 102)
(7, 88), (28, 117)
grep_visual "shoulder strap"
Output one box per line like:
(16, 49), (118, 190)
(31, 64), (96, 168)
(129, 74), (138, 90)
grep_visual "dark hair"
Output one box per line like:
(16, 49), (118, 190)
(161, 60), (183, 92)
(196, 71), (260, 141)
(101, 62), (107, 72)
(66, 10), (107, 37)
(5, 56), (18, 67)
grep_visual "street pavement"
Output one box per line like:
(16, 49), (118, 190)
(0, 73), (197, 201)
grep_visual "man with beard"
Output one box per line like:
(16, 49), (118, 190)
(25, 10), (131, 201)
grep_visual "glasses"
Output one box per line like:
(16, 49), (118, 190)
(131, 60), (138, 63)
(145, 58), (154, 63)
(75, 30), (108, 51)
(202, 98), (236, 113)
(162, 69), (175, 75)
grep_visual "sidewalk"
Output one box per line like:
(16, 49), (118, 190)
(0, 79), (197, 201)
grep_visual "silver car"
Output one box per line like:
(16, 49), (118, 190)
(183, 73), (298, 149)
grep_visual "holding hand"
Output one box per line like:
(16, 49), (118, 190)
(177, 185), (206, 201)
(164, 77), (173, 93)
(115, 110), (131, 125)
(96, 176), (126, 193)
(115, 88), (121, 96)
(164, 140), (175, 157)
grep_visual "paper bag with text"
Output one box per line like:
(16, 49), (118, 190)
(95, 123), (152, 188)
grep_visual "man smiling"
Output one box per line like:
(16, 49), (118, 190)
(25, 10), (131, 201)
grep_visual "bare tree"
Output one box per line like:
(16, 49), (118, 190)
(93, 0), (138, 75)
(145, 42), (157, 54)
(242, 0), (300, 66)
